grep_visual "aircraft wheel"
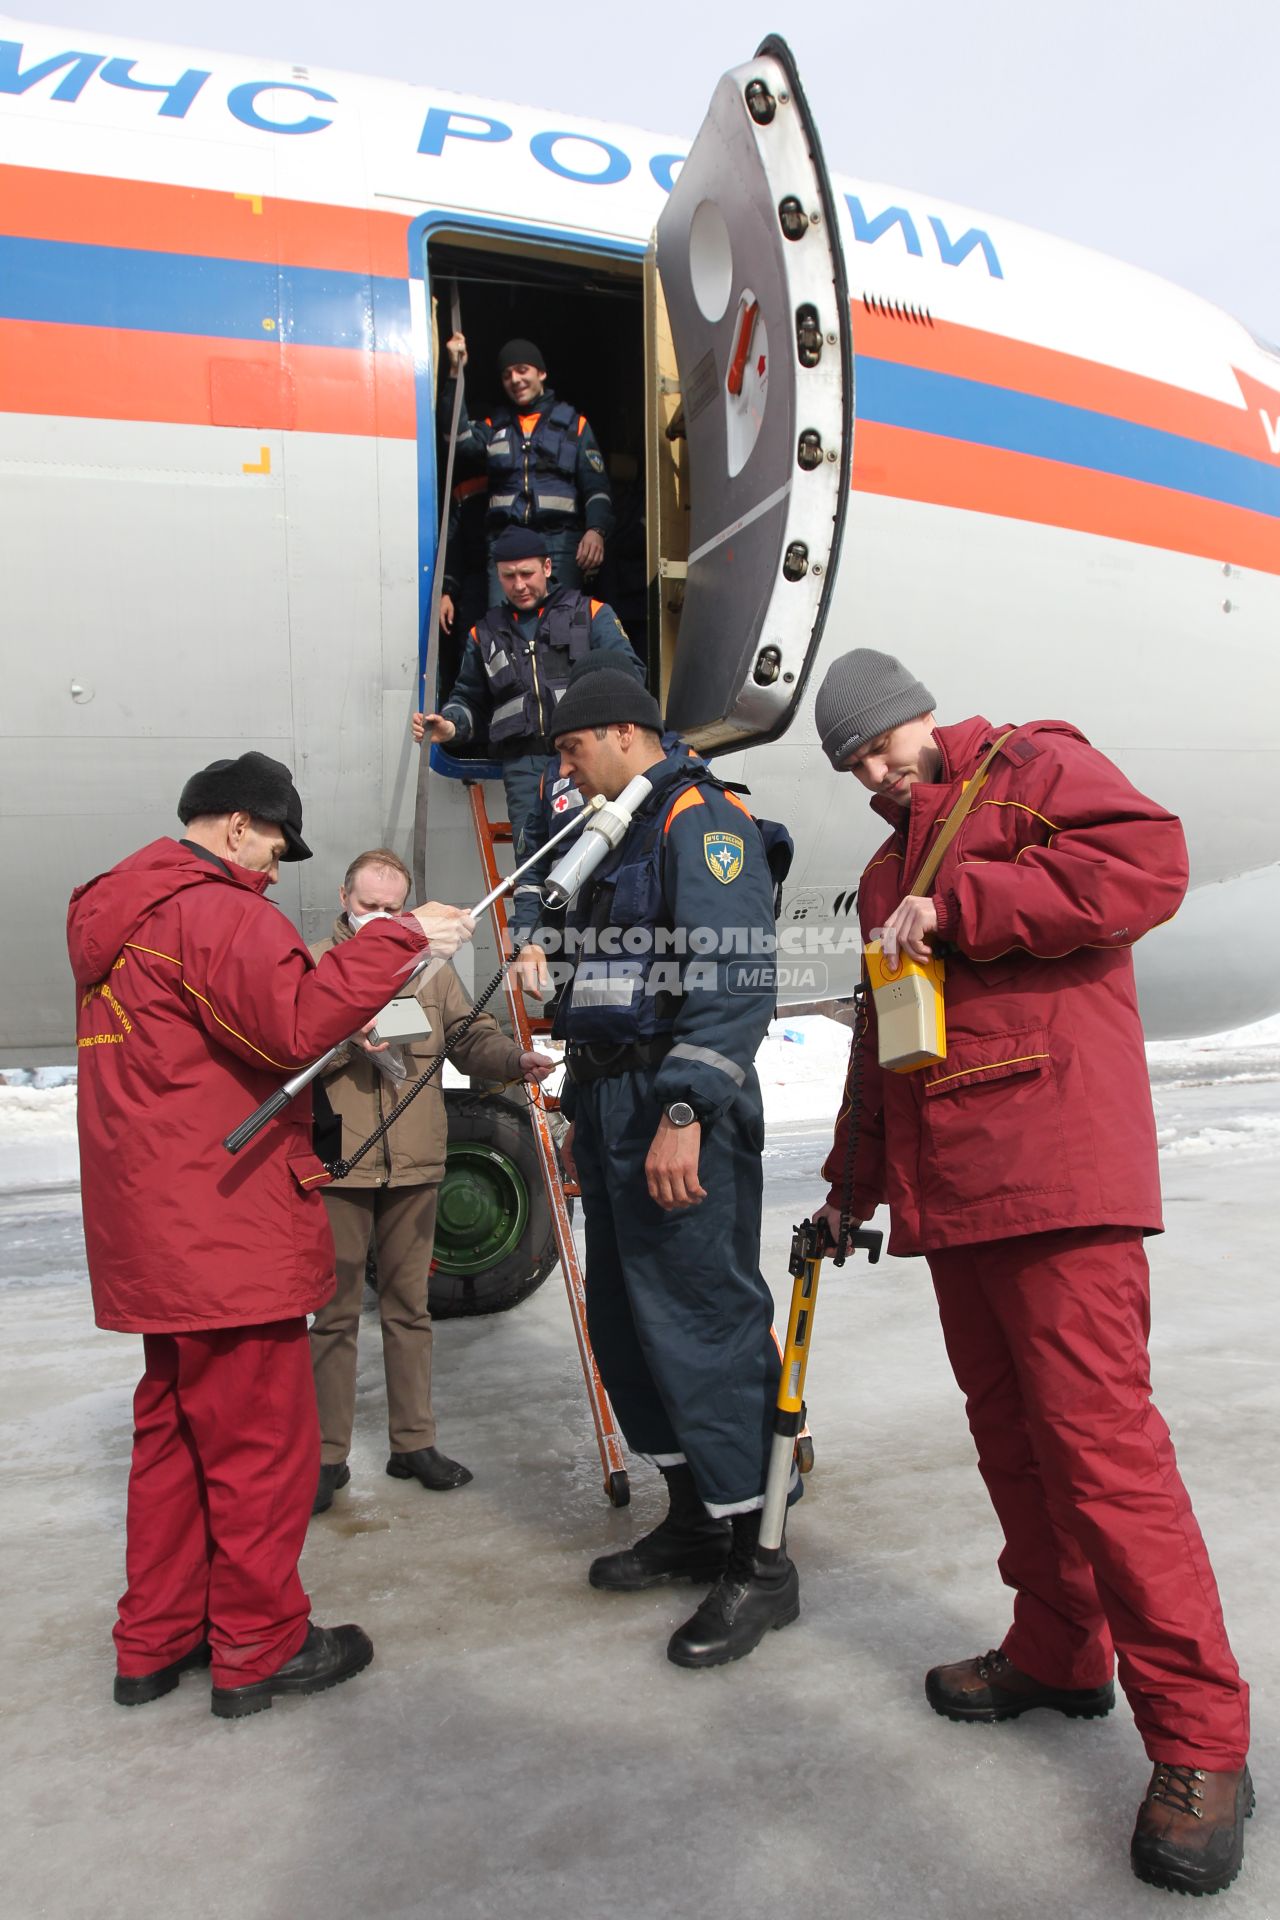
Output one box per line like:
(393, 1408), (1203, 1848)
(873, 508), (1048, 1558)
(357, 1090), (563, 1319)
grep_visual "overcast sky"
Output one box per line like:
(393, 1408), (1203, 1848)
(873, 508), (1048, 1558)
(10, 0), (1277, 341)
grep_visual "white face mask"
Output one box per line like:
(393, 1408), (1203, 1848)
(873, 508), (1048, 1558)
(347, 909), (395, 930)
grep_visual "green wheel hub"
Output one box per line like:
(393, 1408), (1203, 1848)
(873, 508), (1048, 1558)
(433, 1141), (530, 1275)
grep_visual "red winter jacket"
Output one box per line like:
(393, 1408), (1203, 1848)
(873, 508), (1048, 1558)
(67, 839), (431, 1333)
(822, 718), (1188, 1256)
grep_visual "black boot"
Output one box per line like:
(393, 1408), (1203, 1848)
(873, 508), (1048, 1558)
(589, 1465), (731, 1592)
(666, 1508), (799, 1669)
(386, 1446), (473, 1491)
(210, 1622), (374, 1719)
(312, 1461), (350, 1516)
(113, 1639), (212, 1707)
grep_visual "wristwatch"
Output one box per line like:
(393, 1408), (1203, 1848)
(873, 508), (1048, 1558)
(664, 1101), (697, 1128)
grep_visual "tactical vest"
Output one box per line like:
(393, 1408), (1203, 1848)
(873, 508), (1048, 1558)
(476, 589), (593, 749)
(484, 398), (583, 530)
(553, 765), (793, 1050)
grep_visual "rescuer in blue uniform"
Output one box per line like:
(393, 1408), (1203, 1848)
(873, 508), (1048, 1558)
(438, 331), (613, 602)
(508, 654), (705, 999)
(548, 668), (798, 1670)
(412, 527), (643, 856)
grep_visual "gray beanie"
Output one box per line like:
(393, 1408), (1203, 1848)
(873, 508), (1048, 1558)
(813, 649), (935, 769)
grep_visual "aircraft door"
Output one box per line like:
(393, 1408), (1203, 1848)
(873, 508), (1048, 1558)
(653, 36), (852, 748)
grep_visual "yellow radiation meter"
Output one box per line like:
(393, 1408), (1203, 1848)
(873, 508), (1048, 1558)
(864, 939), (946, 1072)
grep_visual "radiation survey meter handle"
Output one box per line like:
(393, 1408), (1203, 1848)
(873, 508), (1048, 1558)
(221, 797), (604, 1157)
(808, 1217), (884, 1271)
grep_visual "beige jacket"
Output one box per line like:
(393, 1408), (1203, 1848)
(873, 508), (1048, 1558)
(311, 916), (525, 1188)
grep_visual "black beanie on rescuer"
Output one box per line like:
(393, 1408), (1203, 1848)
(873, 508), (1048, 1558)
(550, 669), (663, 741)
(491, 526), (550, 562)
(497, 338), (546, 373)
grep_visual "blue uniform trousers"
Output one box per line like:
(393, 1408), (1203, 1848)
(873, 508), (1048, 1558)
(572, 1066), (781, 1515)
(495, 753), (548, 860)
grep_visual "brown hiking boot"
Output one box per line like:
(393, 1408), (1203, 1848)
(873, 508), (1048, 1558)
(1130, 1762), (1254, 1896)
(926, 1648), (1115, 1723)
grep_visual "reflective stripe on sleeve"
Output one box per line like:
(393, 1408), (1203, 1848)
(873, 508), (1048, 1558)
(667, 1041), (746, 1087)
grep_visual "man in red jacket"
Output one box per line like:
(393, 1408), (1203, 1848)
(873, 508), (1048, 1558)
(67, 751), (473, 1719)
(812, 651), (1251, 1897)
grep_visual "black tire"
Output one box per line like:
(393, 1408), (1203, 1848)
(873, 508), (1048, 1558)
(425, 1088), (566, 1319)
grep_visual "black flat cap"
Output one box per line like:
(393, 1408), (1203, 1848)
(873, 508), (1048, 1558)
(177, 751), (312, 861)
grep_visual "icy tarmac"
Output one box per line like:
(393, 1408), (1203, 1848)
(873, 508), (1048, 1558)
(1, 1023), (1276, 1920)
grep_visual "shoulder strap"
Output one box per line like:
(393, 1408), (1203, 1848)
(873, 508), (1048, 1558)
(476, 602), (513, 647)
(909, 731), (1014, 896)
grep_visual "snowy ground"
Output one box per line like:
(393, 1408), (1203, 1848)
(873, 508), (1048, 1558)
(1, 1020), (1276, 1918)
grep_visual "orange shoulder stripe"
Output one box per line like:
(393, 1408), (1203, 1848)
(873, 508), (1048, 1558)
(722, 791), (752, 818)
(664, 788), (706, 832)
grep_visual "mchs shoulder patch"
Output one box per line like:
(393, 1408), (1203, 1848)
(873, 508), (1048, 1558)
(704, 832), (744, 884)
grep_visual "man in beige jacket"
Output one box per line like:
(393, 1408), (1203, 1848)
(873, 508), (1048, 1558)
(310, 847), (554, 1512)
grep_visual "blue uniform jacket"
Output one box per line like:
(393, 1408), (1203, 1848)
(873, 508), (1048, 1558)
(438, 382), (614, 538)
(441, 592), (643, 749)
(509, 732), (698, 946)
(556, 750), (779, 1126)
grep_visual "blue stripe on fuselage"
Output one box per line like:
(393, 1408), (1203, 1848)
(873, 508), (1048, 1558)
(0, 236), (412, 353)
(857, 357), (1280, 519)
(3, 235), (1275, 518)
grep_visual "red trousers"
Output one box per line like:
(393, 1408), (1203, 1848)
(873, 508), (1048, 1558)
(929, 1227), (1248, 1768)
(114, 1320), (318, 1689)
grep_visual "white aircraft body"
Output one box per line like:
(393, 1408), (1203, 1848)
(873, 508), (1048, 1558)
(3, 17), (1279, 1068)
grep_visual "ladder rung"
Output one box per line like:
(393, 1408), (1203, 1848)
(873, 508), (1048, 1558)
(489, 821), (514, 843)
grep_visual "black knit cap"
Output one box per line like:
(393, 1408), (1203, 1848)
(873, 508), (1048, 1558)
(177, 751), (312, 861)
(551, 669), (663, 742)
(497, 337), (546, 373)
(491, 525), (550, 562)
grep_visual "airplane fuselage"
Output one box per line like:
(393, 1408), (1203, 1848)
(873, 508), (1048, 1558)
(2, 18), (1277, 1056)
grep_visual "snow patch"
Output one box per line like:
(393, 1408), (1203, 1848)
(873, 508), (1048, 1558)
(0, 1084), (78, 1137)
(0, 1011), (1276, 1193)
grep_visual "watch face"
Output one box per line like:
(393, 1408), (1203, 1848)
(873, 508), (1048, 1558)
(667, 1102), (696, 1128)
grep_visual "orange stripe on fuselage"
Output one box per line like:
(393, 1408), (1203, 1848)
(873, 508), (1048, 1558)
(0, 319), (416, 439)
(853, 420), (1280, 576)
(853, 305), (1267, 463)
(0, 163), (412, 278)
